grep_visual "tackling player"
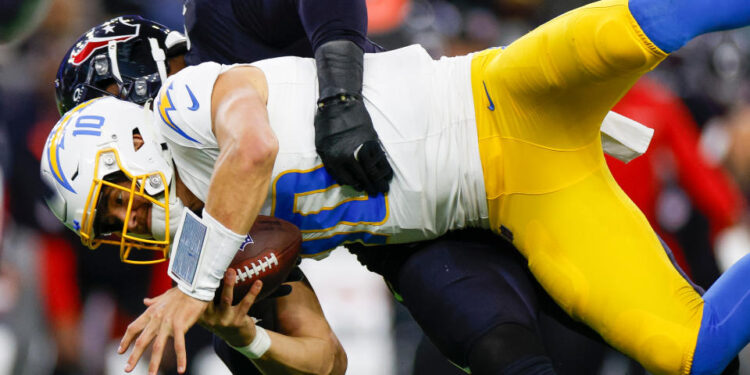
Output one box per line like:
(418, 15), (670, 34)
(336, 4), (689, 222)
(182, 0), (392, 195)
(56, 0), (392, 196)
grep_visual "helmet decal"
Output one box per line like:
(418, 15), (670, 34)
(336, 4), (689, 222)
(71, 115), (106, 137)
(46, 115), (76, 193)
(158, 82), (201, 143)
(69, 17), (140, 66)
(56, 16), (186, 115)
(45, 100), (99, 193)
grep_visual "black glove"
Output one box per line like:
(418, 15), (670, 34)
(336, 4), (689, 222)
(314, 40), (394, 195)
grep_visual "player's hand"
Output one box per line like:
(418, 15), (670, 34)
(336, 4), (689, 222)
(315, 95), (393, 195)
(118, 287), (209, 375)
(200, 268), (262, 347)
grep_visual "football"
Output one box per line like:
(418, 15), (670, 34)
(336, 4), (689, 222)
(214, 215), (302, 304)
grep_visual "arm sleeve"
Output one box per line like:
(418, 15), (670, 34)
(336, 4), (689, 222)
(293, 0), (373, 52)
(629, 0), (750, 52)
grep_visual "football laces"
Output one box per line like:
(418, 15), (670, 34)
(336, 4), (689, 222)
(235, 253), (279, 282)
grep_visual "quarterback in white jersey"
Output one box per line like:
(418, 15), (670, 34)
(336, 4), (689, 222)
(42, 38), (654, 375)
(159, 45), (488, 257)
(41, 42), (657, 375)
(156, 45), (650, 258)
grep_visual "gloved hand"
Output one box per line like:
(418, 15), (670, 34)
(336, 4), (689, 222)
(315, 95), (392, 195)
(314, 40), (394, 195)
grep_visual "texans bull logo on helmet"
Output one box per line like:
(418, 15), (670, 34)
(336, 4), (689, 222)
(55, 15), (187, 115)
(69, 17), (140, 66)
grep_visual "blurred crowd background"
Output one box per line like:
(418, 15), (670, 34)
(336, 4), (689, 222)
(1, 0), (750, 374)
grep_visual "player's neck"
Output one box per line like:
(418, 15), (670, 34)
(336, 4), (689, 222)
(173, 169), (204, 212)
(167, 55), (187, 76)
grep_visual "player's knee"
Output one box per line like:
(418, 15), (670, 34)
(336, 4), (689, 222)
(567, 5), (658, 77)
(468, 323), (556, 375)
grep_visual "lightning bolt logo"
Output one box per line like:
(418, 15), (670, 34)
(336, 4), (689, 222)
(45, 100), (97, 193)
(158, 83), (201, 144)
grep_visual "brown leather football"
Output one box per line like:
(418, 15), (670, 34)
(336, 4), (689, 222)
(214, 215), (302, 304)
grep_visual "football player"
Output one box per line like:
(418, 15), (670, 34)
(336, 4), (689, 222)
(42, 0), (750, 373)
(43, 93), (348, 374)
(57, 0), (392, 196)
(53, 13), (665, 375)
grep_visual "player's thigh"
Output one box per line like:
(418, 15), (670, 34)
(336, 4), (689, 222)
(396, 232), (541, 366)
(494, 163), (702, 374)
(472, 0), (665, 150)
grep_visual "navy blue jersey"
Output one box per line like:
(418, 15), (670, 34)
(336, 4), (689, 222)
(184, 0), (382, 66)
(350, 230), (703, 368)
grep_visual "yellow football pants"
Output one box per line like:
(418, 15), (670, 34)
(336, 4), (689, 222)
(471, 1), (703, 374)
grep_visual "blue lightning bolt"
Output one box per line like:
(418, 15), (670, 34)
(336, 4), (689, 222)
(158, 83), (201, 143)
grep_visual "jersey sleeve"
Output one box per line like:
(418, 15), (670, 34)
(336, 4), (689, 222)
(294, 0), (373, 52)
(154, 62), (223, 148)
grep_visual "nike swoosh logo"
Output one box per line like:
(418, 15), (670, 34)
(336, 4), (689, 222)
(185, 85), (200, 111)
(483, 81), (495, 111)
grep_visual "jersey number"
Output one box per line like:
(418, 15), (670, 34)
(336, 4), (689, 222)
(272, 165), (389, 255)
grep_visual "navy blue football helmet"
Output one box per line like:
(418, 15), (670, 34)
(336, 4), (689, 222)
(55, 16), (187, 115)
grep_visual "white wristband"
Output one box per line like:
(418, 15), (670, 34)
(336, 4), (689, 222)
(230, 326), (272, 359)
(168, 209), (246, 301)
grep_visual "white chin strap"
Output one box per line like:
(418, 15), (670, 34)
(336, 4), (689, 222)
(107, 38), (169, 85)
(150, 179), (185, 243)
(107, 40), (123, 84)
(148, 37), (169, 82)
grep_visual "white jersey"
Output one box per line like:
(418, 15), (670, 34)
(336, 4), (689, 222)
(154, 45), (489, 257)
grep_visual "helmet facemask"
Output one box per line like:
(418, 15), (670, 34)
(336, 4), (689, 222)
(103, 37), (169, 105)
(81, 148), (171, 264)
(67, 38), (167, 111)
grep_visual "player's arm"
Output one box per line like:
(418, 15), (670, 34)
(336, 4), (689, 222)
(119, 66), (277, 375)
(258, 278), (346, 375)
(206, 65), (277, 235)
(204, 269), (346, 375)
(295, 0), (393, 195)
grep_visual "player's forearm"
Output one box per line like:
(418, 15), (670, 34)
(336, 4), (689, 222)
(206, 140), (275, 234)
(296, 0), (370, 51)
(252, 332), (346, 375)
(208, 85), (277, 235)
